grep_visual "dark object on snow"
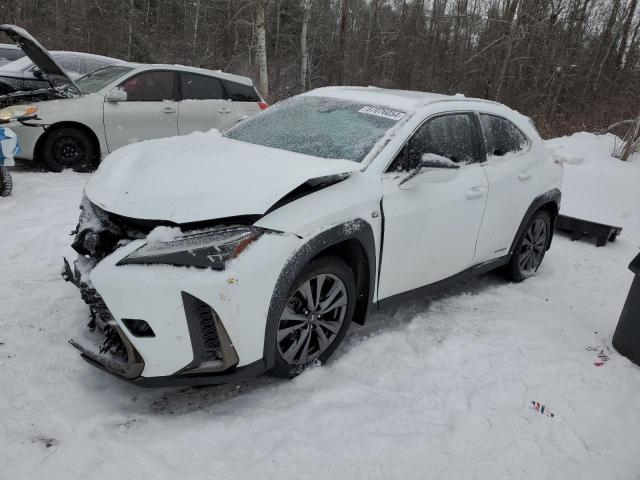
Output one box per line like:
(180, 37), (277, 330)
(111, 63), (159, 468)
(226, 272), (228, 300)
(0, 166), (11, 196)
(555, 214), (622, 247)
(613, 253), (640, 367)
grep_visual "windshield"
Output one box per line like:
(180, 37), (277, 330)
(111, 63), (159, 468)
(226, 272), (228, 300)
(76, 65), (133, 93)
(224, 96), (406, 162)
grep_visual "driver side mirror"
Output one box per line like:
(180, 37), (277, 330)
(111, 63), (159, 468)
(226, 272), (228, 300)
(32, 67), (43, 79)
(420, 153), (460, 169)
(399, 152), (460, 186)
(105, 88), (127, 103)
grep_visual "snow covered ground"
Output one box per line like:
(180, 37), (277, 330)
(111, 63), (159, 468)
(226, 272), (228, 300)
(1, 133), (639, 479)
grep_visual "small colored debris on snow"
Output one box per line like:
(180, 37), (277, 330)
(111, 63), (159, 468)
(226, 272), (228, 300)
(586, 345), (611, 367)
(531, 401), (555, 418)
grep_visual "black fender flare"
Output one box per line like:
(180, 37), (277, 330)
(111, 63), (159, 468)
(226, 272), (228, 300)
(262, 219), (377, 370)
(509, 188), (561, 254)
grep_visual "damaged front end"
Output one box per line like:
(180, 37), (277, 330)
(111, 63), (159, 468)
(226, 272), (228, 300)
(63, 197), (154, 379)
(63, 196), (266, 385)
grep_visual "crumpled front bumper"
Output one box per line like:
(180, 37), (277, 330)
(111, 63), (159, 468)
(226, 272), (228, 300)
(66, 232), (302, 387)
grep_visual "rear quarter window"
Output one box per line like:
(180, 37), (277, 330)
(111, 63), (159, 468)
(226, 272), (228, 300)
(223, 80), (260, 102)
(181, 72), (226, 100)
(479, 114), (529, 158)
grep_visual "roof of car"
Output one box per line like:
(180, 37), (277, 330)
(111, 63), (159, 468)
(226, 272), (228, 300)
(47, 50), (124, 62)
(129, 63), (254, 86)
(305, 86), (502, 112)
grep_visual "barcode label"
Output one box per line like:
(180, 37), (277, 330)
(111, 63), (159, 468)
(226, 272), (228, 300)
(358, 105), (406, 120)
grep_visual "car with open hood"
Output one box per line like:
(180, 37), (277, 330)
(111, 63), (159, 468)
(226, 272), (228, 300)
(0, 24), (266, 172)
(0, 50), (122, 95)
(64, 86), (563, 387)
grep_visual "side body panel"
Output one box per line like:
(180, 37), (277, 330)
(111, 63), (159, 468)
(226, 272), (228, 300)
(230, 101), (261, 119)
(378, 165), (488, 299)
(103, 99), (179, 152)
(12, 93), (108, 160)
(472, 106), (550, 263)
(177, 98), (236, 134)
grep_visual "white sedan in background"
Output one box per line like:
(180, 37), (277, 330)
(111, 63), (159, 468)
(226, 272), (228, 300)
(0, 24), (266, 171)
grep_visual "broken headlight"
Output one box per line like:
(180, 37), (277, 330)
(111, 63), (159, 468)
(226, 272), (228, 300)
(117, 226), (263, 270)
(0, 104), (37, 122)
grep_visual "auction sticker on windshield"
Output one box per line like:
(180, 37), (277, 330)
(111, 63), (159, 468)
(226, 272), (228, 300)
(358, 105), (406, 121)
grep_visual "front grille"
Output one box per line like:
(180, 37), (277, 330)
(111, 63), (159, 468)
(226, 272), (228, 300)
(77, 281), (128, 360)
(79, 282), (115, 327)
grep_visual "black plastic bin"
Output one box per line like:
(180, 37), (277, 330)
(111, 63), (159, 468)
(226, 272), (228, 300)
(612, 253), (640, 367)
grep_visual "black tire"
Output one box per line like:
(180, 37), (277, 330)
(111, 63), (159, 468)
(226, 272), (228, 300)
(270, 255), (356, 378)
(0, 166), (12, 197)
(41, 127), (96, 172)
(504, 210), (551, 282)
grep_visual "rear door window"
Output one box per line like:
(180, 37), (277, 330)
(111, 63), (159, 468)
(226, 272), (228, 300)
(479, 114), (529, 157)
(119, 71), (177, 101)
(180, 73), (226, 100)
(222, 80), (260, 102)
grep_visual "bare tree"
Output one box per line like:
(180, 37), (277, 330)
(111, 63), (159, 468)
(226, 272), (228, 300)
(300, 0), (311, 92)
(256, 0), (269, 99)
(2, 0), (640, 139)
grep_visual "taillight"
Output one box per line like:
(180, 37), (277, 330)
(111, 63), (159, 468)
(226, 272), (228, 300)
(258, 101), (268, 110)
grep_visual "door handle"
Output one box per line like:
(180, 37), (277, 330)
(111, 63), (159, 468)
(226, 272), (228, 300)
(518, 171), (533, 181)
(465, 186), (487, 199)
(218, 108), (232, 114)
(161, 107), (176, 114)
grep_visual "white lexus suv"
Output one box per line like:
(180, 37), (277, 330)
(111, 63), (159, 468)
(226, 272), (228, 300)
(65, 87), (562, 387)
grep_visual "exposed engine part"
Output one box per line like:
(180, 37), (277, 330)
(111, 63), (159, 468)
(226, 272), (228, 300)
(71, 197), (148, 262)
(0, 86), (73, 109)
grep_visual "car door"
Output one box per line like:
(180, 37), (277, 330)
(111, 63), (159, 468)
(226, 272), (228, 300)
(473, 113), (541, 264)
(177, 72), (236, 134)
(103, 70), (178, 152)
(378, 112), (489, 300)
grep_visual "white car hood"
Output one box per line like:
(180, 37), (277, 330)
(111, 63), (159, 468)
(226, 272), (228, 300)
(85, 131), (362, 224)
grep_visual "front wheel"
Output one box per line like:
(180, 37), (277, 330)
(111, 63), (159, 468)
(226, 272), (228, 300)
(271, 256), (356, 378)
(504, 210), (551, 282)
(41, 127), (96, 172)
(0, 167), (12, 197)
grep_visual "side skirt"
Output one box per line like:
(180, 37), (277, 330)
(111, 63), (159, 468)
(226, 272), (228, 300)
(376, 255), (510, 310)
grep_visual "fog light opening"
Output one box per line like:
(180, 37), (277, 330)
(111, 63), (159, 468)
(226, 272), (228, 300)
(122, 318), (155, 338)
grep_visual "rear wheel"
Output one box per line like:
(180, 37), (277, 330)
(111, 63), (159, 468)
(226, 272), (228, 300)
(271, 256), (356, 378)
(41, 127), (96, 172)
(0, 166), (12, 197)
(504, 210), (551, 281)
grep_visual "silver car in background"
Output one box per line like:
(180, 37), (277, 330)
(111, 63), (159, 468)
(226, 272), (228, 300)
(0, 24), (266, 172)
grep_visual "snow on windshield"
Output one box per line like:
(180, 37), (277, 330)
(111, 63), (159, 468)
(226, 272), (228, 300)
(224, 96), (405, 162)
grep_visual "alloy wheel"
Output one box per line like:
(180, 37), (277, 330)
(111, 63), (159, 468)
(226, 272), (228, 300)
(519, 218), (547, 274)
(277, 273), (348, 365)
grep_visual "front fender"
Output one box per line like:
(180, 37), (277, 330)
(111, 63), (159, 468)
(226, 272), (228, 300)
(262, 219), (378, 370)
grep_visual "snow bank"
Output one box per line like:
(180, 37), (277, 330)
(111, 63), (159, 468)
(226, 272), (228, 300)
(546, 132), (640, 238)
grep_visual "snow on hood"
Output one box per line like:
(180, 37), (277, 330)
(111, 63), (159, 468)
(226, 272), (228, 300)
(84, 131), (362, 224)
